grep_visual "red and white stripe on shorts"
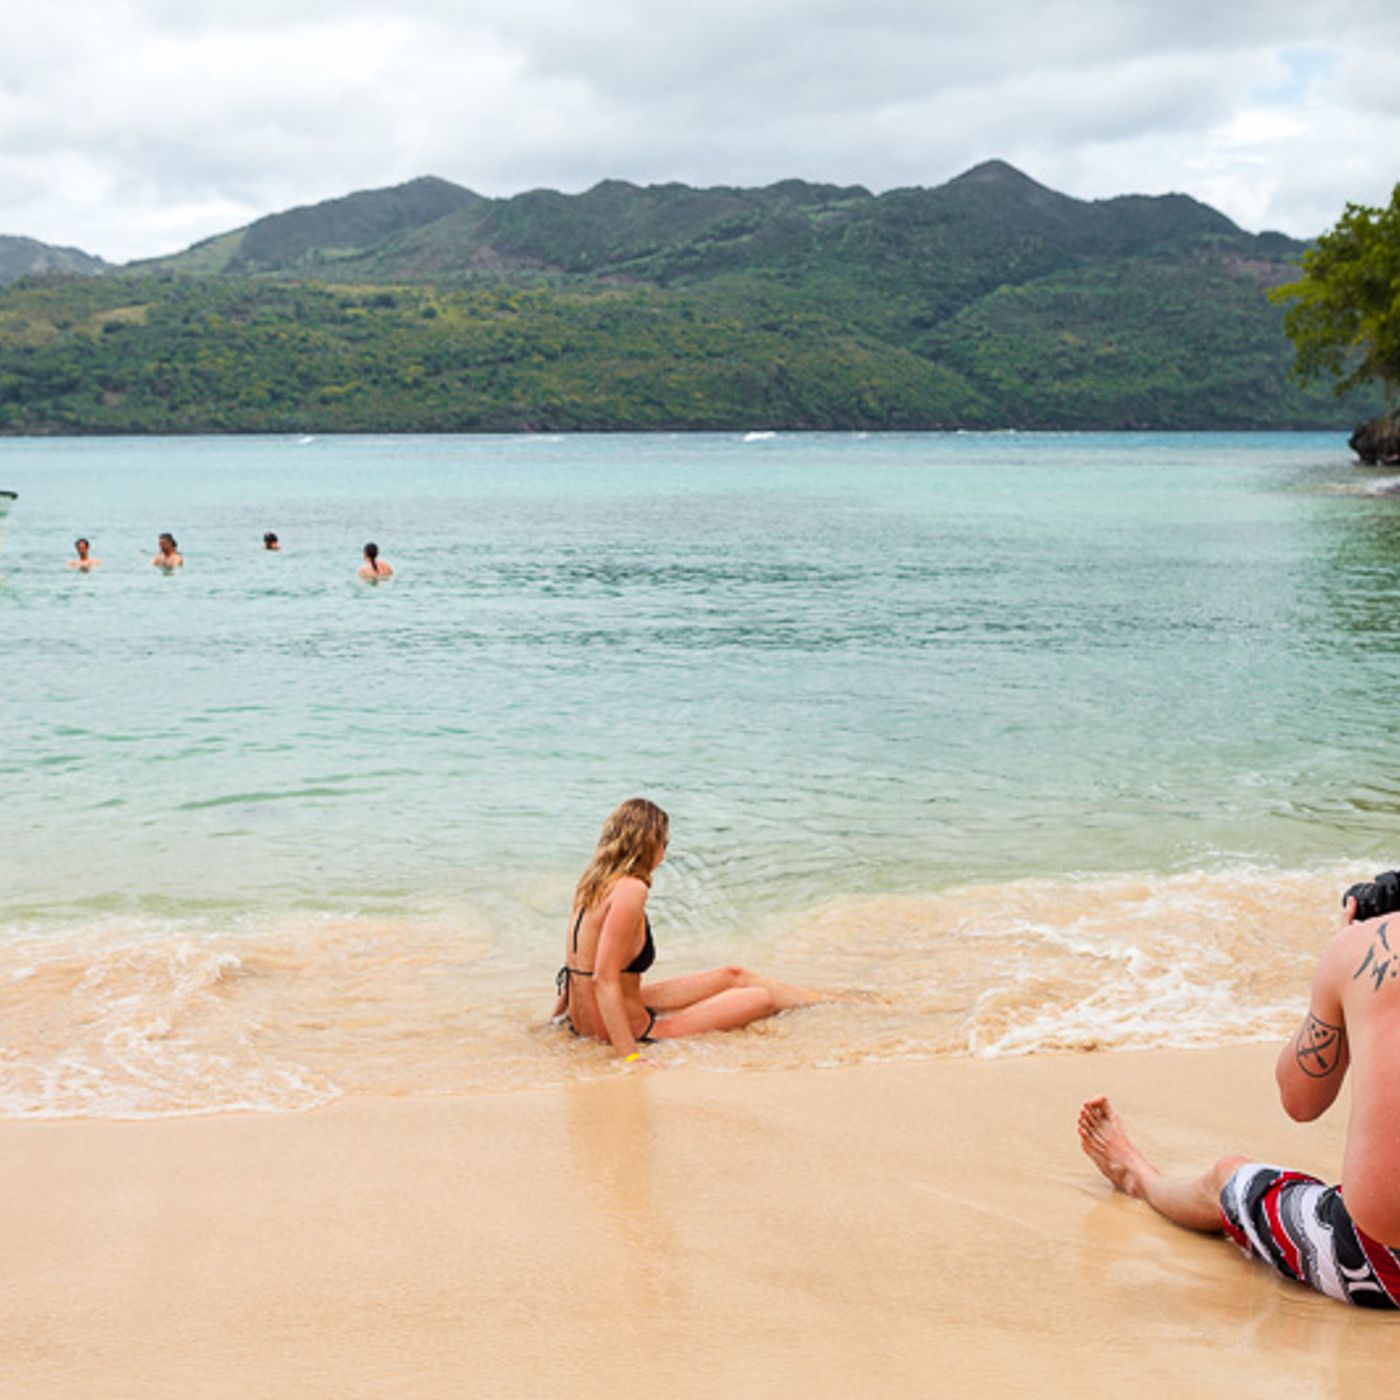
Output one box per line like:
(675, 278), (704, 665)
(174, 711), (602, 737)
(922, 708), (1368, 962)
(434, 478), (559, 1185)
(1219, 1163), (1400, 1308)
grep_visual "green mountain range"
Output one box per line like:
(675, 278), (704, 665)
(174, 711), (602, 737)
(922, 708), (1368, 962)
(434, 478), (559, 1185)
(0, 162), (1378, 433)
(0, 235), (109, 284)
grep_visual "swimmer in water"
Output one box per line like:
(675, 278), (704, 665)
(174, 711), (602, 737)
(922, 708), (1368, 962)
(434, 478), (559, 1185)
(67, 538), (100, 571)
(263, 532), (280, 551)
(553, 798), (828, 1061)
(359, 542), (393, 581)
(151, 533), (183, 570)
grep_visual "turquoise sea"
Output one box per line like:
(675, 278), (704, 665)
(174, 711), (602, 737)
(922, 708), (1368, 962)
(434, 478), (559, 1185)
(3, 431), (1399, 1115)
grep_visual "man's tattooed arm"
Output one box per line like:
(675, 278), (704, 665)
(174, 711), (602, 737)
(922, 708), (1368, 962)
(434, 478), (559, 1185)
(1278, 933), (1353, 1118)
(1295, 1011), (1345, 1079)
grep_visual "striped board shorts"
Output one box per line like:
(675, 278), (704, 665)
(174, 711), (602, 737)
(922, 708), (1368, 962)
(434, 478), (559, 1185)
(1219, 1163), (1400, 1308)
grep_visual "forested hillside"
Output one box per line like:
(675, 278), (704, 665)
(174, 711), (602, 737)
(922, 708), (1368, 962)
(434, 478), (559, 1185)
(0, 162), (1377, 432)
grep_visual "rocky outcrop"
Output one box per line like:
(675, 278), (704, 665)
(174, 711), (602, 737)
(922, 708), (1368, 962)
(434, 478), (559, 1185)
(1350, 414), (1400, 465)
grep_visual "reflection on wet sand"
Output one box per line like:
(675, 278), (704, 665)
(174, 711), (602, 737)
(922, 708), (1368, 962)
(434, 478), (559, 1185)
(564, 1075), (686, 1331)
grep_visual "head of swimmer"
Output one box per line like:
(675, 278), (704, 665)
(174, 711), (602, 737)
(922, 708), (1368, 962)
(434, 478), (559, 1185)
(74, 537), (90, 559)
(158, 532), (177, 554)
(263, 532), (279, 551)
(575, 798), (670, 910)
(363, 542), (380, 569)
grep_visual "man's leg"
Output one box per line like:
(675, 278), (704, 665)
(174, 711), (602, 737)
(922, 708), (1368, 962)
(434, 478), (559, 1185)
(1077, 1096), (1247, 1233)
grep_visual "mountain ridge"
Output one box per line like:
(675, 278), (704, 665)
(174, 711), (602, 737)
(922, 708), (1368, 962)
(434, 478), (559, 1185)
(4, 162), (1295, 288)
(0, 235), (109, 285)
(123, 161), (1285, 290)
(1, 162), (1367, 435)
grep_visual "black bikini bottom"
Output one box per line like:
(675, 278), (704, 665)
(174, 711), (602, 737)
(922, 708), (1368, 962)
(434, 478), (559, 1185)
(565, 1007), (657, 1043)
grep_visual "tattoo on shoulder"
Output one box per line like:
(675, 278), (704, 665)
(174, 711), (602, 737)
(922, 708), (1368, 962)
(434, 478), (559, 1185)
(1353, 921), (1399, 993)
(1295, 1011), (1344, 1078)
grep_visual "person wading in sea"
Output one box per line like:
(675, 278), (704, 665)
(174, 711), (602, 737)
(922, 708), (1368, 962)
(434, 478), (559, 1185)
(151, 533), (183, 570)
(67, 538), (100, 571)
(1078, 869), (1400, 1307)
(359, 542), (393, 581)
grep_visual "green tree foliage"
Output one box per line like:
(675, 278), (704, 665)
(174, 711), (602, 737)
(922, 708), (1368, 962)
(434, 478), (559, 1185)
(924, 251), (1378, 429)
(1272, 186), (1400, 400)
(0, 257), (1376, 434)
(0, 277), (986, 433)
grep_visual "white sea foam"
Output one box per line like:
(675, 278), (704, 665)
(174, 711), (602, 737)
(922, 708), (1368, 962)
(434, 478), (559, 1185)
(0, 863), (1348, 1118)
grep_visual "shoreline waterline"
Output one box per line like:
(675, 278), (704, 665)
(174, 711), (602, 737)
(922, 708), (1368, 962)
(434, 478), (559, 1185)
(0, 861), (1350, 1120)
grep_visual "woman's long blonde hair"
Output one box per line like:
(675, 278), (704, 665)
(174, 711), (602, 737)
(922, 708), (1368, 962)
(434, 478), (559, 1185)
(573, 798), (670, 913)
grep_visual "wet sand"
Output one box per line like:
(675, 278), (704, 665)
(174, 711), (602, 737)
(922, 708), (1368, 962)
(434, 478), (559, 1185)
(1, 1045), (1389, 1399)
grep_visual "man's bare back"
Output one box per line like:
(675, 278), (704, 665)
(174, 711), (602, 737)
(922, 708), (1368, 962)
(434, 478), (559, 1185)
(1304, 913), (1400, 1242)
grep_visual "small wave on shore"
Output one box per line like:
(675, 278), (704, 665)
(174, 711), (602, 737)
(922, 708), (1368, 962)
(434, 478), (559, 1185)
(0, 864), (1348, 1118)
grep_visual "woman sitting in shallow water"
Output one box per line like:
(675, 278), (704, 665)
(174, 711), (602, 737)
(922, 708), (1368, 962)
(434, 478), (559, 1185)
(554, 798), (825, 1059)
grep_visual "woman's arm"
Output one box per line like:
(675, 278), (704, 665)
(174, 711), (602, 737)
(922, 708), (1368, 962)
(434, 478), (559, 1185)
(591, 879), (648, 1058)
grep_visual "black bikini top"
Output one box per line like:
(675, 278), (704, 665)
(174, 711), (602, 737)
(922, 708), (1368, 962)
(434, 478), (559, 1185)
(556, 906), (656, 996)
(628, 913), (656, 975)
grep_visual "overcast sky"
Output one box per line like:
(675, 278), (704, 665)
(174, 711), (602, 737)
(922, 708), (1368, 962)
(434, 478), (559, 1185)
(4, 0), (1397, 262)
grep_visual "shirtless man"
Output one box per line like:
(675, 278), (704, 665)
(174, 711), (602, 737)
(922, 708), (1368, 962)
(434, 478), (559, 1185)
(151, 533), (183, 570)
(1078, 870), (1400, 1308)
(67, 537), (100, 571)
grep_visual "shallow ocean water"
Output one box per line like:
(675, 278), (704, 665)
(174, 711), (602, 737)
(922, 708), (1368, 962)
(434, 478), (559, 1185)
(4, 430), (1400, 1114)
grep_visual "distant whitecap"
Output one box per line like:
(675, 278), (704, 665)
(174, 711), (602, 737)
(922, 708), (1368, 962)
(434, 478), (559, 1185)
(742, 431), (777, 443)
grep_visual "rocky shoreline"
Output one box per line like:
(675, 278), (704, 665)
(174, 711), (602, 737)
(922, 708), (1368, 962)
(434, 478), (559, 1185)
(1351, 413), (1400, 465)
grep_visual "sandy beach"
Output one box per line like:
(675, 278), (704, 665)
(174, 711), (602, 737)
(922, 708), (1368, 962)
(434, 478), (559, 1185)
(3, 1043), (1390, 1399)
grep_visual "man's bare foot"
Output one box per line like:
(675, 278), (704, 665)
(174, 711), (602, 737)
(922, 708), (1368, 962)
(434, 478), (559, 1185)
(1077, 1096), (1157, 1199)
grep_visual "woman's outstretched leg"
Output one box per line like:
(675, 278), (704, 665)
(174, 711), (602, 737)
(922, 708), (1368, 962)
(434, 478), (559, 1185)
(649, 986), (777, 1037)
(1077, 1096), (1247, 1233)
(642, 965), (829, 1039)
(643, 964), (828, 1014)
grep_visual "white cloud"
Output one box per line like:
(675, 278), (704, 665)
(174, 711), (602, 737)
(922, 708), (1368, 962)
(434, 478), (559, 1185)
(1, 0), (1397, 260)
